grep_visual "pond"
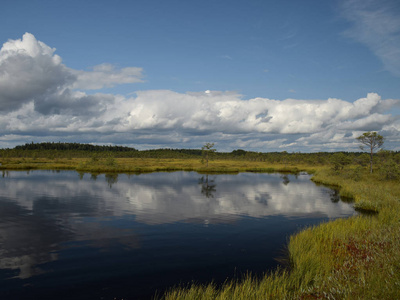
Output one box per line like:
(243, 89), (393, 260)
(0, 170), (356, 299)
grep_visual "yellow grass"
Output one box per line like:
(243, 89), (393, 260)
(0, 157), (321, 174)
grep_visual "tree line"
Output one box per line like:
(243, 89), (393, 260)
(14, 142), (138, 152)
(2, 141), (399, 163)
(1, 133), (399, 177)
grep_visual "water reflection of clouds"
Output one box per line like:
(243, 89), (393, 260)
(0, 171), (355, 279)
(0, 172), (355, 223)
(0, 204), (140, 279)
(0, 172), (353, 223)
(124, 172), (355, 224)
(0, 200), (66, 279)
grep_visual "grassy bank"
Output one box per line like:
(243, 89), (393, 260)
(161, 168), (400, 300)
(0, 157), (318, 174)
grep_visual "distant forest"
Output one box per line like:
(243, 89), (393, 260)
(14, 142), (138, 152)
(1, 142), (399, 166)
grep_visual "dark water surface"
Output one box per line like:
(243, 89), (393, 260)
(0, 171), (356, 299)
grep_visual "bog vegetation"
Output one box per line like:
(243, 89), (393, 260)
(0, 135), (399, 299)
(2, 141), (399, 175)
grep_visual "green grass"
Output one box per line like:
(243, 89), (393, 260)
(0, 157), (317, 174)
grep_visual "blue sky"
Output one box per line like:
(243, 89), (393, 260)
(0, 0), (399, 151)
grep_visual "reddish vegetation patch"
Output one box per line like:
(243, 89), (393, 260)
(299, 293), (324, 299)
(332, 237), (391, 274)
(299, 237), (392, 299)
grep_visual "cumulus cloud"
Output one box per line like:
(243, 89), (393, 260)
(0, 33), (74, 112)
(340, 0), (400, 76)
(0, 33), (399, 151)
(0, 33), (143, 116)
(126, 91), (398, 136)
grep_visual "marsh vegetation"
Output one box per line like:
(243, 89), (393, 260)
(0, 140), (399, 299)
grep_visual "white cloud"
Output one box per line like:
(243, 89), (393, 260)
(0, 33), (399, 152)
(340, 0), (400, 76)
(70, 63), (144, 90)
(220, 55), (233, 60)
(0, 33), (74, 112)
(0, 33), (143, 116)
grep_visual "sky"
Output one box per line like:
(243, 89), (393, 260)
(0, 0), (399, 152)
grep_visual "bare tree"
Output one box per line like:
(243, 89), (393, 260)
(356, 131), (384, 173)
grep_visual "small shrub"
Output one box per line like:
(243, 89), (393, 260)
(105, 157), (118, 167)
(330, 153), (351, 172)
(351, 166), (364, 181)
(379, 159), (400, 180)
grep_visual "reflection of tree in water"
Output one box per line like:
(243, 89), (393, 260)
(329, 189), (340, 203)
(105, 173), (118, 188)
(281, 174), (290, 185)
(198, 174), (217, 198)
(90, 173), (99, 181)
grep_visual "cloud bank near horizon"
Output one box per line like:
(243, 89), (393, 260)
(0, 33), (399, 151)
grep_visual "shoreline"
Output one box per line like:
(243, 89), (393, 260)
(1, 157), (399, 299)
